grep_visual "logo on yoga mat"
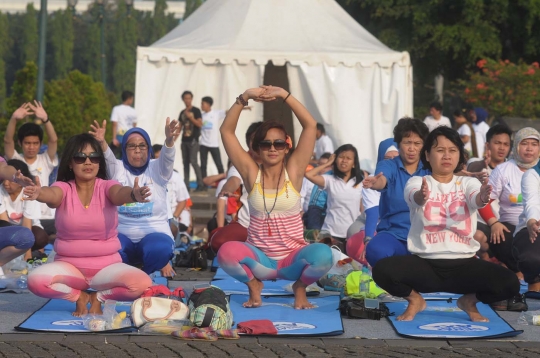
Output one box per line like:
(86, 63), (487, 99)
(418, 323), (488, 332)
(273, 322), (316, 331)
(51, 320), (84, 326)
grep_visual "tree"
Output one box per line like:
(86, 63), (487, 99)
(20, 4), (39, 66)
(0, 12), (9, 114)
(110, 0), (138, 95)
(5, 62), (38, 117)
(184, 0), (203, 21)
(48, 9), (74, 80)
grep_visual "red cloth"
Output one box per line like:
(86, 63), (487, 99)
(478, 199), (496, 222)
(237, 319), (278, 335)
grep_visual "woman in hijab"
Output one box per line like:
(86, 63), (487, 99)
(90, 119), (180, 278)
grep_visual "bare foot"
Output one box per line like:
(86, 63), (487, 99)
(457, 294), (489, 322)
(292, 280), (315, 309)
(397, 290), (426, 321)
(88, 292), (103, 315)
(73, 291), (90, 317)
(243, 279), (264, 308)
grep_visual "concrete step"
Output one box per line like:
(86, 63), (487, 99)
(190, 209), (215, 225)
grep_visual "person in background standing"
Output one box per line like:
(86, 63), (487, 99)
(423, 101), (451, 132)
(110, 91), (137, 158)
(313, 123), (334, 162)
(467, 107), (490, 159)
(179, 91), (205, 192)
(200, 96), (225, 179)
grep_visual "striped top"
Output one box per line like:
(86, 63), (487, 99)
(247, 168), (306, 260)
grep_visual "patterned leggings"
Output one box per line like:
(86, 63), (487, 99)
(217, 242), (333, 285)
(28, 261), (152, 302)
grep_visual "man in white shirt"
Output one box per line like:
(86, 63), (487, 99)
(110, 91), (137, 157)
(314, 123), (334, 161)
(200, 96), (225, 179)
(423, 102), (451, 132)
(4, 101), (59, 238)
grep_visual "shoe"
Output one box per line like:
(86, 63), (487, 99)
(194, 185), (207, 192)
(490, 294), (528, 312)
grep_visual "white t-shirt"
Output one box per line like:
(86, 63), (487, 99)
(362, 186), (381, 210)
(110, 104), (137, 137)
(10, 151), (58, 220)
(404, 175), (483, 259)
(104, 144), (174, 242)
(457, 124), (473, 154)
(200, 110), (226, 147)
(488, 160), (524, 225)
(423, 116), (452, 132)
(0, 187), (41, 227)
(473, 121), (490, 158)
(300, 177), (315, 213)
(315, 135), (334, 159)
(515, 169), (540, 235)
(227, 166), (250, 228)
(321, 175), (378, 238)
(166, 171), (190, 220)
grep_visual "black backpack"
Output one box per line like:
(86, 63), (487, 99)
(174, 245), (208, 270)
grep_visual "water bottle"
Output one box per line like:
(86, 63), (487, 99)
(17, 275), (28, 289)
(359, 267), (371, 298)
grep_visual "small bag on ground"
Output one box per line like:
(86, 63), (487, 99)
(188, 286), (233, 330)
(339, 297), (390, 320)
(175, 245), (208, 270)
(131, 296), (190, 327)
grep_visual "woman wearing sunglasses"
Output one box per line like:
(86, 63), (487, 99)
(217, 85), (333, 310)
(23, 133), (152, 317)
(89, 118), (181, 279)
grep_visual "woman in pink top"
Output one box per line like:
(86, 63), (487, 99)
(24, 134), (152, 317)
(218, 86), (332, 310)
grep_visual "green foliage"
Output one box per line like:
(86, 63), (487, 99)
(110, 0), (138, 95)
(21, 4), (39, 66)
(48, 9), (74, 80)
(0, 12), (9, 114)
(43, 70), (112, 152)
(459, 59), (540, 119)
(184, 0), (204, 20)
(5, 62), (37, 116)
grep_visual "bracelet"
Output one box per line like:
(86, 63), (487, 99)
(283, 92), (291, 103)
(41, 118), (49, 124)
(130, 189), (137, 203)
(489, 221), (500, 227)
(236, 94), (248, 107)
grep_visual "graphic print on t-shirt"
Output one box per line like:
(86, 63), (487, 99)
(181, 111), (193, 137)
(118, 178), (154, 218)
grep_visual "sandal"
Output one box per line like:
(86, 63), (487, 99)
(171, 327), (218, 341)
(196, 327), (240, 340)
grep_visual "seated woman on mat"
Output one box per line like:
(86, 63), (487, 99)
(0, 156), (35, 266)
(0, 159), (49, 261)
(372, 126), (521, 322)
(217, 86), (333, 310)
(90, 119), (181, 278)
(24, 134), (152, 317)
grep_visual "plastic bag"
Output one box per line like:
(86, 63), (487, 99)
(283, 282), (321, 294)
(328, 248), (359, 276)
(82, 300), (131, 331)
(518, 310), (540, 326)
(138, 319), (192, 334)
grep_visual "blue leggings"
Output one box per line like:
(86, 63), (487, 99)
(366, 232), (409, 267)
(217, 242), (333, 286)
(118, 233), (174, 274)
(0, 226), (34, 251)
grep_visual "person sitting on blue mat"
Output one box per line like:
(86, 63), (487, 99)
(24, 134), (152, 317)
(373, 127), (523, 322)
(361, 118), (430, 266)
(217, 86), (333, 310)
(89, 118), (181, 278)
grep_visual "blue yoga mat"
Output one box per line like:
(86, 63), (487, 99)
(385, 300), (522, 339)
(213, 268), (229, 281)
(212, 278), (320, 296)
(229, 294), (343, 336)
(211, 257), (219, 272)
(16, 299), (135, 333)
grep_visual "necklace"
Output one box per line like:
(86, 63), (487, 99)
(261, 163), (285, 236)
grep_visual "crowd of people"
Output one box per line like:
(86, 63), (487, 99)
(0, 87), (538, 322)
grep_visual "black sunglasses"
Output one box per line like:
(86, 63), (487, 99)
(73, 152), (101, 164)
(258, 140), (287, 151)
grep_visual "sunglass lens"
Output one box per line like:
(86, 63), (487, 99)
(259, 141), (272, 150)
(73, 156), (85, 164)
(273, 141), (287, 150)
(89, 157), (101, 164)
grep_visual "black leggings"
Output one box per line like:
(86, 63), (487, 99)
(373, 255), (519, 304)
(514, 228), (540, 284)
(488, 222), (519, 272)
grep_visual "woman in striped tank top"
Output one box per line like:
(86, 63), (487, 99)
(218, 86), (333, 309)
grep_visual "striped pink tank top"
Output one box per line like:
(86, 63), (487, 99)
(247, 168), (307, 260)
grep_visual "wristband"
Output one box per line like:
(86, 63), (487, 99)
(283, 92), (291, 103)
(236, 94), (248, 107)
(489, 221), (499, 227)
(41, 118), (50, 124)
(130, 189), (137, 203)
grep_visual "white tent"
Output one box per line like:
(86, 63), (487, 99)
(135, 0), (412, 175)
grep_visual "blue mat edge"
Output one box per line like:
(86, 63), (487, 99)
(384, 299), (523, 340)
(229, 294), (344, 337)
(14, 299), (136, 334)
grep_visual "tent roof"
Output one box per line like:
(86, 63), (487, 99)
(140, 0), (409, 67)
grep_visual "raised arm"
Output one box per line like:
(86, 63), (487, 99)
(4, 103), (32, 159)
(362, 172), (387, 190)
(220, 89), (265, 188)
(22, 177), (64, 208)
(89, 120), (123, 179)
(107, 177), (151, 206)
(28, 101), (57, 161)
(305, 154), (334, 187)
(157, 117), (180, 182)
(259, 86), (318, 190)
